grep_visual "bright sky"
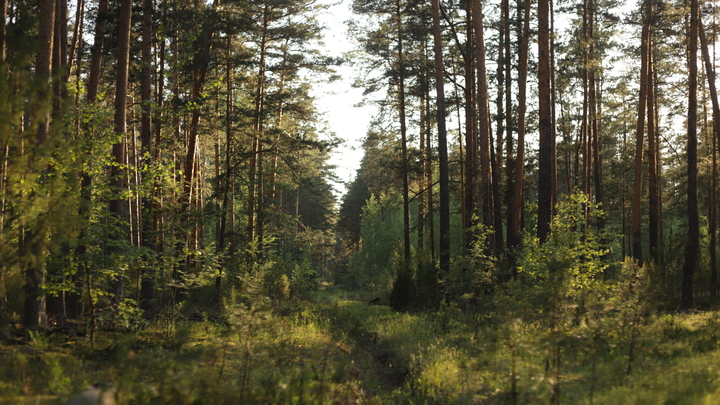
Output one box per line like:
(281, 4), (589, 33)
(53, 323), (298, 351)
(313, 0), (374, 198)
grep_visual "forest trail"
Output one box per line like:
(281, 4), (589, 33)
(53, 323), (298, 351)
(322, 302), (410, 395)
(4, 290), (720, 403)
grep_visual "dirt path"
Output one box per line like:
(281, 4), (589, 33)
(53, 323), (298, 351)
(321, 303), (411, 399)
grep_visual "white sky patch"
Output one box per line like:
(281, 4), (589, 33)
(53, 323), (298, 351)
(313, 0), (374, 198)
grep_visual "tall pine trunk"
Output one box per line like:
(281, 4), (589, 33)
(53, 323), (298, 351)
(86, 0), (108, 103)
(139, 0), (155, 310)
(587, 0), (603, 227)
(431, 0), (450, 282)
(248, 2), (269, 255)
(464, 4), (477, 251)
(23, 0), (55, 327)
(508, 0), (531, 252)
(109, 0), (133, 304)
(537, 0), (554, 242)
(472, 0), (495, 250)
(631, 0), (651, 265)
(700, 20), (720, 296)
(396, 0), (411, 262)
(680, 0), (699, 309)
(648, 38), (659, 265)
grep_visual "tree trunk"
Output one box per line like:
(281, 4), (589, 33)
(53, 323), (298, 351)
(396, 0), (411, 263)
(431, 0), (450, 281)
(45, 0), (68, 321)
(508, 0), (531, 252)
(152, 1), (166, 252)
(537, 0), (553, 242)
(464, 4), (477, 251)
(66, 0), (82, 79)
(425, 80), (436, 260)
(680, 0), (699, 309)
(86, 0), (108, 103)
(109, 0), (133, 304)
(180, 0), (218, 276)
(472, 0), (495, 249)
(503, 0), (514, 250)
(248, 2), (269, 254)
(700, 20), (720, 296)
(550, 0), (557, 213)
(418, 41), (428, 252)
(588, 0), (604, 229)
(24, 0), (55, 328)
(648, 38), (659, 265)
(0, 0), (6, 62)
(216, 30), (234, 301)
(631, 0), (651, 265)
(632, 0), (652, 266)
(139, 0), (155, 311)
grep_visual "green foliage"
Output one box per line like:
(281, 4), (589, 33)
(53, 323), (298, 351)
(518, 192), (611, 305)
(114, 299), (149, 331)
(290, 259), (320, 299)
(389, 243), (413, 312)
(389, 248), (441, 312)
(447, 222), (496, 306)
(413, 255), (441, 311)
(344, 193), (404, 293)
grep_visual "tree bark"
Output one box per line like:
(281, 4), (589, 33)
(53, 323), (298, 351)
(396, 0), (411, 263)
(508, 0), (531, 252)
(680, 0), (699, 309)
(588, 0), (604, 229)
(472, 0), (495, 249)
(700, 20), (720, 296)
(140, 0), (155, 310)
(631, 0), (651, 265)
(464, 3), (477, 251)
(66, 0), (83, 79)
(431, 0), (450, 280)
(109, 0), (133, 304)
(537, 0), (554, 242)
(503, 0), (514, 250)
(0, 0), (6, 62)
(550, 0), (557, 213)
(24, 0), (55, 328)
(648, 39), (659, 264)
(216, 30), (234, 301)
(418, 40), (428, 253)
(86, 0), (108, 103)
(248, 2), (269, 253)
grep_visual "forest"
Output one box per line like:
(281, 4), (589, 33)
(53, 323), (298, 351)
(2, 0), (720, 401)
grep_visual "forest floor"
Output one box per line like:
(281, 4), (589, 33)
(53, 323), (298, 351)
(1, 284), (720, 404)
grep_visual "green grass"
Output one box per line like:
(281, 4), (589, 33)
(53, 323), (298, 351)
(2, 295), (720, 404)
(322, 299), (720, 404)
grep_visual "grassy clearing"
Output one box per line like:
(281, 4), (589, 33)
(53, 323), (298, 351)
(1, 294), (720, 404)
(0, 301), (366, 404)
(323, 299), (720, 404)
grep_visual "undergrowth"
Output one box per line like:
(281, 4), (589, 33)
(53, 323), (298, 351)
(1, 286), (720, 404)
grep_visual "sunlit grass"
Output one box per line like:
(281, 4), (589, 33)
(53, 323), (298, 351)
(1, 296), (720, 404)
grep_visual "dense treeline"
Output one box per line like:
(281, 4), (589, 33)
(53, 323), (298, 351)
(2, 0), (720, 355)
(5, 0), (720, 402)
(336, 0), (720, 311)
(0, 0), (339, 331)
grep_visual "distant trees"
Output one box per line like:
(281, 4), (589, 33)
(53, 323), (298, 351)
(0, 0), (339, 328)
(339, 0), (720, 310)
(681, 0), (699, 309)
(5, 0), (720, 329)
(537, 0), (553, 243)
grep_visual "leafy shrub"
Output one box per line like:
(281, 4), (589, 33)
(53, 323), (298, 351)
(389, 243), (414, 311)
(291, 259), (319, 299)
(346, 194), (403, 293)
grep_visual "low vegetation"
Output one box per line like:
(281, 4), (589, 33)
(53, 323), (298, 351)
(2, 275), (720, 404)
